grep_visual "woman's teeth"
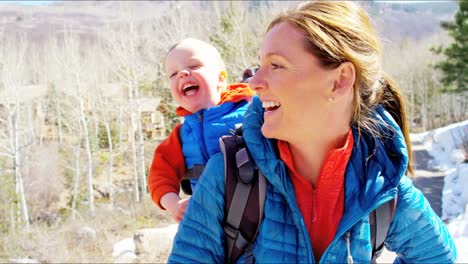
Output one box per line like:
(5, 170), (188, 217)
(262, 101), (281, 111)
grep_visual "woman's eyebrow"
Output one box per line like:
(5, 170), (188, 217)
(258, 52), (284, 61)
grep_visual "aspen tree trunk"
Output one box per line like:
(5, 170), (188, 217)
(71, 128), (81, 220)
(104, 122), (114, 206)
(58, 27), (96, 215)
(55, 97), (63, 144)
(128, 78), (140, 203)
(38, 99), (46, 145)
(93, 103), (100, 146)
(420, 78), (428, 131)
(9, 96), (30, 230)
(9, 206), (15, 236)
(128, 16), (145, 201)
(76, 79), (95, 215)
(96, 82), (115, 206)
(132, 78), (147, 195)
(118, 105), (124, 146)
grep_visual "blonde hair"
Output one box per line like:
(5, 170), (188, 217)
(268, 1), (413, 175)
(165, 38), (226, 71)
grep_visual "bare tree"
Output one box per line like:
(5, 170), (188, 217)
(52, 28), (96, 215)
(99, 2), (160, 202)
(71, 121), (82, 220)
(0, 33), (32, 230)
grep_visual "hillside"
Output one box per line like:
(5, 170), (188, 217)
(0, 1), (459, 45)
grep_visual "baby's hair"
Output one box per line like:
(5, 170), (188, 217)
(164, 38), (225, 71)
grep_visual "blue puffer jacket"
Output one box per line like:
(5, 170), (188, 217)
(169, 96), (457, 263)
(180, 100), (249, 191)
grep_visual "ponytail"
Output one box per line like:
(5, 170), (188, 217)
(379, 74), (414, 176)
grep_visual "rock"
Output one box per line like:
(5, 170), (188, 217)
(8, 258), (39, 263)
(77, 226), (96, 240)
(113, 237), (136, 263)
(133, 224), (178, 262)
(113, 252), (137, 264)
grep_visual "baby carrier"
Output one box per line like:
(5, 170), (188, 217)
(219, 126), (397, 264)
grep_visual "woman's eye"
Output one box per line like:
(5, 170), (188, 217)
(271, 63), (282, 69)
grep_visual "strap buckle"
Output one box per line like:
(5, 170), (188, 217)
(224, 223), (238, 240)
(224, 224), (250, 250)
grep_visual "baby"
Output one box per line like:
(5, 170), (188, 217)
(147, 38), (254, 222)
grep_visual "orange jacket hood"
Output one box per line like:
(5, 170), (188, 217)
(175, 83), (255, 117)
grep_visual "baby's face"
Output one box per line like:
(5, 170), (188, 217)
(165, 43), (225, 113)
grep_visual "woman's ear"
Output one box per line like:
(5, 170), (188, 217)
(333, 62), (355, 94)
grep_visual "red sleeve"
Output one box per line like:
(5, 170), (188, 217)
(147, 124), (185, 209)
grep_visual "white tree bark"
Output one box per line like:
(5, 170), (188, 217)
(95, 81), (115, 206)
(0, 34), (31, 231)
(75, 75), (95, 215)
(55, 28), (96, 215)
(128, 78), (140, 203)
(71, 125), (82, 220)
(12, 98), (30, 230)
(104, 121), (114, 206)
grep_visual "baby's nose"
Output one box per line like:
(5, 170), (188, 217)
(179, 69), (189, 78)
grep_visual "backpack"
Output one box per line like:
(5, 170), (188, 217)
(179, 70), (258, 196)
(181, 165), (206, 195)
(219, 126), (397, 264)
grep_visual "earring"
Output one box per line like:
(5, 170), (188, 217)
(328, 96), (334, 102)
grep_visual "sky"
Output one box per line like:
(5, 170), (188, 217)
(0, 1), (55, 5)
(0, 0), (452, 5)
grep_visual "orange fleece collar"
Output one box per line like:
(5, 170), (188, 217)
(175, 83), (255, 117)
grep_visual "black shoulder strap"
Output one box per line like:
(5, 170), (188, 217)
(369, 195), (398, 263)
(220, 125), (266, 264)
(180, 165), (206, 195)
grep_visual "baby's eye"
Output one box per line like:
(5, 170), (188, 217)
(169, 72), (177, 78)
(189, 64), (201, 70)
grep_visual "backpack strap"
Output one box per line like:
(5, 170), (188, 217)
(220, 126), (266, 264)
(180, 165), (206, 195)
(369, 195), (398, 263)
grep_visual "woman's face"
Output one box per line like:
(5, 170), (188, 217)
(249, 22), (338, 141)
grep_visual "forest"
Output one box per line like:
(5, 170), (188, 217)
(0, 1), (466, 262)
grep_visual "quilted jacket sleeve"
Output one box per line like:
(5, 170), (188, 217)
(147, 124), (185, 209)
(168, 152), (226, 263)
(386, 176), (457, 263)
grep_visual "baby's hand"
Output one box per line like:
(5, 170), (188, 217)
(170, 198), (190, 223)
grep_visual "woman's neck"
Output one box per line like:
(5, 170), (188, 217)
(288, 129), (350, 187)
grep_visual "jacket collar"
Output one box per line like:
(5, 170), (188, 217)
(243, 96), (296, 199)
(175, 83), (254, 117)
(243, 96), (408, 220)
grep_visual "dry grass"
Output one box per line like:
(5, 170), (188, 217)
(0, 195), (174, 263)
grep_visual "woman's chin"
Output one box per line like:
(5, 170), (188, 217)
(261, 124), (279, 139)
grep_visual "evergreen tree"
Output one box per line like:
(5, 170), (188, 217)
(432, 0), (468, 93)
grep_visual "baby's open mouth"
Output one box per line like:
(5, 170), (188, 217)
(182, 84), (199, 96)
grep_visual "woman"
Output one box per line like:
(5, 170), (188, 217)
(168, 1), (457, 263)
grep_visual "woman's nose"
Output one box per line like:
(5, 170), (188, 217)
(178, 69), (189, 78)
(248, 69), (264, 92)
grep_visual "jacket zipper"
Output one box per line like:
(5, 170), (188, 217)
(319, 190), (396, 262)
(198, 112), (209, 161)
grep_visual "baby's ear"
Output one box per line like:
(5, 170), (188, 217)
(218, 70), (228, 90)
